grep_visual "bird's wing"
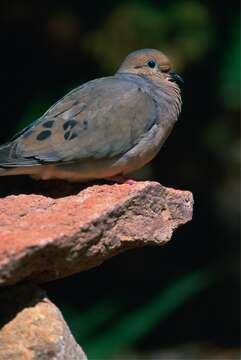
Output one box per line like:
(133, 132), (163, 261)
(1, 76), (157, 166)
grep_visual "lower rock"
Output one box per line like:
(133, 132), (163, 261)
(0, 283), (87, 360)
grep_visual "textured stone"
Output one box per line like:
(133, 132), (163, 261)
(0, 283), (87, 360)
(0, 182), (193, 285)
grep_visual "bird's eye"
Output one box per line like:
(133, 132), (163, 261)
(147, 60), (156, 69)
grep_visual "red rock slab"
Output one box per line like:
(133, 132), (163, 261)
(0, 182), (193, 285)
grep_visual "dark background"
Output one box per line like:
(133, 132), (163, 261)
(0, 1), (240, 359)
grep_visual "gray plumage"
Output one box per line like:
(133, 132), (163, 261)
(0, 49), (182, 181)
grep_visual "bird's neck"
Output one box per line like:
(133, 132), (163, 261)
(116, 72), (182, 120)
(148, 76), (182, 119)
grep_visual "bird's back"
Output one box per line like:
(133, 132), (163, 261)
(0, 74), (159, 179)
(0, 46), (182, 182)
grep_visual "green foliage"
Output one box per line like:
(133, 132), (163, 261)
(220, 16), (240, 110)
(61, 268), (216, 360)
(61, 299), (121, 343)
(84, 1), (214, 72)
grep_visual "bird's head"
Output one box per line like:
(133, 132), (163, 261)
(117, 48), (183, 88)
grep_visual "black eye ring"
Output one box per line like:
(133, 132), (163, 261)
(147, 60), (156, 69)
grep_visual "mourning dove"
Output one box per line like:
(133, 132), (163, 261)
(0, 49), (183, 182)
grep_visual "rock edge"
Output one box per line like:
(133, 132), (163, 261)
(0, 182), (193, 285)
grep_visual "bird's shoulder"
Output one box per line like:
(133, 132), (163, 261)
(9, 74), (157, 164)
(44, 74), (151, 118)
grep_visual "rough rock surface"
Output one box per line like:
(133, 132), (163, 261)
(0, 283), (87, 360)
(0, 181), (193, 285)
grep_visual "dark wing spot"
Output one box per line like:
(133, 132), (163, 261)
(64, 131), (78, 140)
(42, 120), (55, 128)
(64, 131), (71, 140)
(36, 130), (52, 141)
(83, 120), (88, 130)
(63, 120), (78, 130)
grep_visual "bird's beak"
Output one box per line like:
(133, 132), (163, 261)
(169, 70), (184, 86)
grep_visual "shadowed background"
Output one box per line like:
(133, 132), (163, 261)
(0, 0), (240, 359)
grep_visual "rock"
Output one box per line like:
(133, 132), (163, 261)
(0, 283), (87, 360)
(0, 182), (193, 285)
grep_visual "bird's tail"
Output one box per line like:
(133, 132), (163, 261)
(0, 141), (40, 176)
(0, 142), (23, 176)
(0, 142), (13, 175)
(0, 141), (13, 162)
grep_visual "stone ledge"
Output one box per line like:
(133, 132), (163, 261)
(0, 182), (193, 286)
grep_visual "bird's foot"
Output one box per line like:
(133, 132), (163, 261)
(106, 175), (137, 185)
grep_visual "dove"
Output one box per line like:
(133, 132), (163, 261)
(0, 49), (183, 182)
